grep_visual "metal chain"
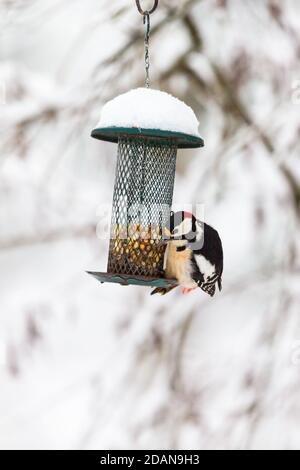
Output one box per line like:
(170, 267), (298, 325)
(135, 1), (159, 88)
(143, 12), (151, 88)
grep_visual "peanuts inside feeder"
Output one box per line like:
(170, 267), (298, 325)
(87, 88), (204, 288)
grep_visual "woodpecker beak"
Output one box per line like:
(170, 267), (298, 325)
(163, 227), (173, 239)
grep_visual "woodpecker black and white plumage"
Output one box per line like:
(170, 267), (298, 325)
(151, 211), (223, 297)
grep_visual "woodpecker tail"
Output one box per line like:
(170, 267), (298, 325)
(151, 286), (176, 296)
(218, 277), (222, 292)
(200, 283), (216, 297)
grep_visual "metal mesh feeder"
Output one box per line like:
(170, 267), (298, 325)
(88, 88), (204, 287)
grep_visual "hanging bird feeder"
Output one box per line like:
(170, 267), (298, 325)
(88, 0), (204, 288)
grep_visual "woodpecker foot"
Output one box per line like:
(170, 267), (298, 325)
(181, 287), (196, 295)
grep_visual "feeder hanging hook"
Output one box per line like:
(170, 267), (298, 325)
(135, 0), (159, 15)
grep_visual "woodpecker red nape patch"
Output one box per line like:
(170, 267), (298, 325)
(183, 211), (193, 219)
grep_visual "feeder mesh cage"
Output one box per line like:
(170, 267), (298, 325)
(107, 137), (177, 278)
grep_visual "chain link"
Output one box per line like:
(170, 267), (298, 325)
(143, 12), (151, 88)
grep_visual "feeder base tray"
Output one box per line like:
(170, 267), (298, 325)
(87, 272), (178, 288)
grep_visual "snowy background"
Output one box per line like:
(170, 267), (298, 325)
(1, 0), (300, 450)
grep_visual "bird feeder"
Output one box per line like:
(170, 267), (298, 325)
(88, 1), (204, 288)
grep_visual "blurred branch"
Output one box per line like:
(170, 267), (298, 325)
(0, 224), (96, 250)
(281, 166), (300, 217)
(174, 59), (300, 219)
(211, 63), (275, 153)
(182, 13), (203, 50)
(98, 0), (203, 69)
(170, 310), (196, 393)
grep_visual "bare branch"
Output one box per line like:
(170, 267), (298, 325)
(0, 224), (96, 251)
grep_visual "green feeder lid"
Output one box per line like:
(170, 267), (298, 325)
(91, 126), (204, 149)
(91, 88), (204, 150)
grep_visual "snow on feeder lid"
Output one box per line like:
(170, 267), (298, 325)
(88, 1), (204, 288)
(91, 87), (204, 149)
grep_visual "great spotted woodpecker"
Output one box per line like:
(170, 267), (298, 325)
(151, 211), (223, 297)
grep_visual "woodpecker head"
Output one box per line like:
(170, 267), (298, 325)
(165, 211), (199, 244)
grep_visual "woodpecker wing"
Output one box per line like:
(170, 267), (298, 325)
(190, 222), (224, 297)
